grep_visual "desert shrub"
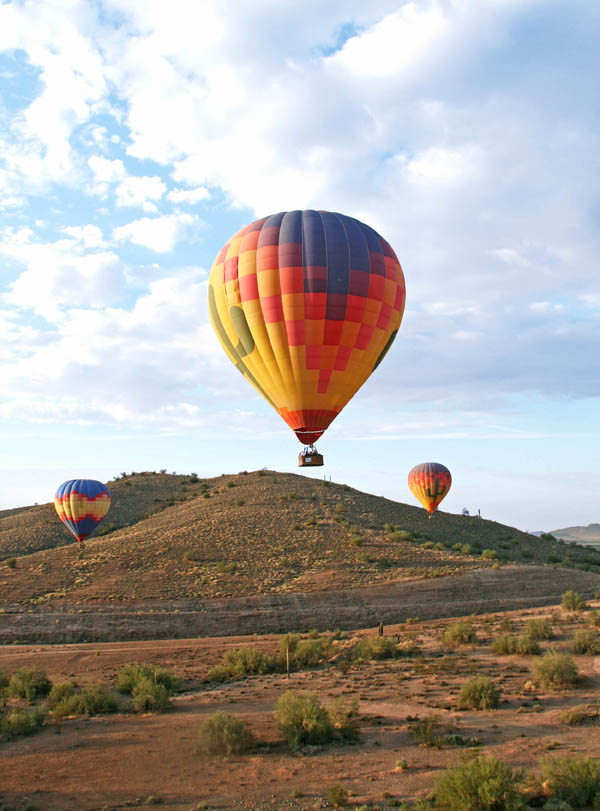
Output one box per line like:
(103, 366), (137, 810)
(0, 707), (45, 738)
(571, 628), (600, 654)
(46, 681), (77, 706)
(389, 530), (411, 542)
(434, 755), (525, 810)
(196, 711), (255, 755)
(481, 549), (498, 560)
(328, 697), (360, 741)
(116, 663), (178, 695)
(409, 715), (447, 748)
(274, 690), (333, 749)
(0, 667), (8, 692)
(208, 647), (278, 681)
(561, 590), (587, 611)
(490, 634), (540, 655)
(524, 618), (554, 640)
(560, 704), (597, 725)
(52, 684), (119, 718)
(131, 677), (171, 713)
(6, 557), (17, 569)
(589, 609), (600, 626)
(352, 636), (402, 661)
(8, 667), (51, 701)
(538, 756), (600, 808)
(422, 541), (435, 549)
(456, 676), (500, 710)
(326, 784), (349, 807)
(532, 651), (579, 689)
(442, 622), (477, 646)
(293, 637), (331, 667)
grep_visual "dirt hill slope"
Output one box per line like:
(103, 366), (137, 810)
(2, 470), (599, 607)
(0, 472), (205, 559)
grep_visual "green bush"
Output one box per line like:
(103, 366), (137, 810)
(434, 755), (525, 810)
(442, 622), (477, 646)
(0, 667), (8, 692)
(46, 681), (77, 705)
(490, 634), (541, 655)
(456, 676), (501, 710)
(352, 636), (403, 661)
(0, 707), (45, 738)
(481, 549), (498, 560)
(52, 684), (119, 719)
(389, 530), (411, 542)
(131, 677), (171, 713)
(8, 667), (52, 701)
(328, 697), (360, 742)
(539, 756), (600, 807)
(561, 590), (587, 611)
(326, 784), (349, 807)
(274, 691), (333, 749)
(6, 557), (17, 569)
(196, 711), (255, 755)
(589, 610), (600, 627)
(294, 637), (332, 667)
(571, 629), (600, 654)
(207, 647), (278, 681)
(524, 618), (554, 640)
(116, 663), (178, 695)
(409, 715), (447, 748)
(532, 651), (579, 689)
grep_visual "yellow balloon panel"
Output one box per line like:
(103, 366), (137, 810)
(209, 210), (405, 445)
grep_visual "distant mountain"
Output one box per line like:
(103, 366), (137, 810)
(550, 523), (600, 544)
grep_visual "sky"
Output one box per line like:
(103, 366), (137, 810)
(0, 0), (598, 532)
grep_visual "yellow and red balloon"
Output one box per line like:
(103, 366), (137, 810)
(54, 479), (111, 543)
(408, 463), (452, 518)
(208, 210), (405, 445)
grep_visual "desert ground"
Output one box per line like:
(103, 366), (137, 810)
(1, 596), (599, 811)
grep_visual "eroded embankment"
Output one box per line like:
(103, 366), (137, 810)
(1, 565), (599, 644)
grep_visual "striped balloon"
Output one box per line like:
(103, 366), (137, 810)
(54, 479), (111, 543)
(408, 463), (452, 517)
(208, 210), (405, 445)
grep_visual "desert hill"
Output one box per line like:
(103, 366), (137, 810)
(2, 470), (600, 609)
(550, 522), (600, 544)
(0, 472), (204, 559)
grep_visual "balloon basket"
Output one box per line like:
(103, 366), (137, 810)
(298, 449), (324, 467)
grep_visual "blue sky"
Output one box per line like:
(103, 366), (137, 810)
(0, 0), (598, 531)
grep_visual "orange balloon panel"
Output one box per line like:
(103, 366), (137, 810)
(408, 463), (452, 516)
(208, 210), (406, 444)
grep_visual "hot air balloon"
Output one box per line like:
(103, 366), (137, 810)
(208, 210), (406, 465)
(54, 479), (111, 546)
(408, 463), (452, 518)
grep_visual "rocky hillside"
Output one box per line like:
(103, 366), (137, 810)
(1, 470), (599, 606)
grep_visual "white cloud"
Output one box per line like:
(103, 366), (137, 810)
(167, 186), (210, 204)
(113, 213), (200, 253)
(407, 145), (482, 186)
(62, 225), (104, 248)
(115, 175), (166, 210)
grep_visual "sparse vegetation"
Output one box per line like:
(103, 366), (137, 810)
(456, 676), (501, 710)
(524, 617), (554, 640)
(326, 784), (349, 807)
(561, 590), (587, 611)
(532, 651), (579, 689)
(0, 707), (45, 738)
(571, 628), (600, 654)
(434, 755), (525, 810)
(50, 683), (119, 718)
(116, 663), (178, 695)
(274, 691), (333, 749)
(537, 756), (600, 808)
(490, 634), (541, 655)
(196, 711), (256, 755)
(7, 667), (52, 701)
(328, 697), (361, 742)
(442, 622), (477, 646)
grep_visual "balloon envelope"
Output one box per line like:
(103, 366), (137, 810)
(408, 463), (452, 516)
(208, 210), (405, 445)
(54, 479), (111, 543)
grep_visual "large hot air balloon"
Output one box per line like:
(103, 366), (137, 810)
(408, 463), (452, 518)
(208, 210), (406, 464)
(54, 479), (111, 544)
